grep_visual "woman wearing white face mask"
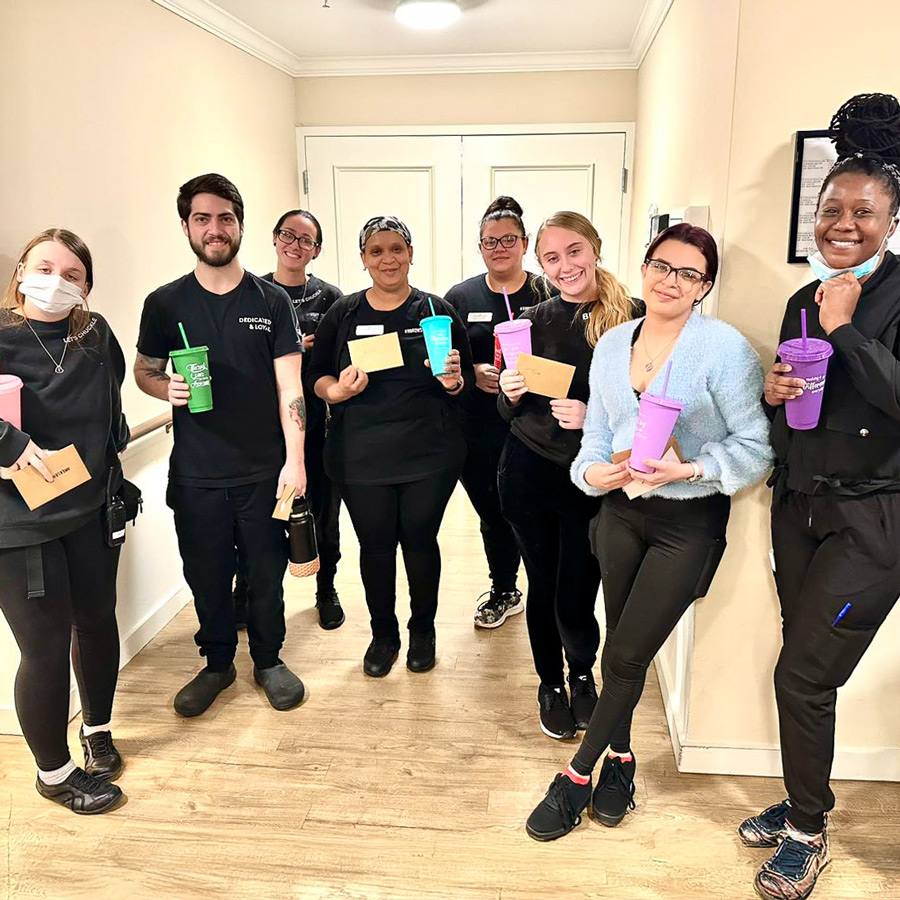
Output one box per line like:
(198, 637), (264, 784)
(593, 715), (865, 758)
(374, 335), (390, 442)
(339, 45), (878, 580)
(0, 229), (130, 815)
(744, 94), (900, 900)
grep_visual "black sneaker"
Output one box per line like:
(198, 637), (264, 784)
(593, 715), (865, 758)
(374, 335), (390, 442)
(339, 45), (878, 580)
(315, 587), (345, 630)
(363, 638), (401, 677)
(473, 588), (523, 629)
(590, 754), (636, 826)
(407, 630), (436, 673)
(174, 664), (237, 717)
(739, 800), (793, 848)
(754, 827), (830, 900)
(36, 766), (123, 815)
(525, 773), (592, 842)
(79, 726), (123, 781)
(568, 673), (598, 731)
(537, 683), (577, 740)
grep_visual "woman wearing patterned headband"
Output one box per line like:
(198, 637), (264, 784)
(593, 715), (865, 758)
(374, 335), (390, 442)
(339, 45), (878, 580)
(741, 92), (900, 900)
(309, 216), (473, 676)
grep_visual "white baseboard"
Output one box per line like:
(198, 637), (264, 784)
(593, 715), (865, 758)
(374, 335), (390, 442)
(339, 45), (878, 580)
(654, 659), (900, 782)
(0, 584), (189, 737)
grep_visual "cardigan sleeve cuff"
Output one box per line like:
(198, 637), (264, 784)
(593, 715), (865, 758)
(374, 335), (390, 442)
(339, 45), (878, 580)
(693, 452), (721, 485)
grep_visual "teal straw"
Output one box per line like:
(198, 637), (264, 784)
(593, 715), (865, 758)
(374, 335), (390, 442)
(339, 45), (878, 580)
(428, 297), (436, 317)
(177, 322), (190, 349)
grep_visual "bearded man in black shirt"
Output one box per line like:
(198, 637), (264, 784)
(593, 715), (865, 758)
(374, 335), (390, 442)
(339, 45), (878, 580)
(135, 174), (307, 717)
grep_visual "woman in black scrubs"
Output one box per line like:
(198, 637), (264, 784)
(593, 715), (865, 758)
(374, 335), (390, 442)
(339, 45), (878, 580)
(741, 93), (900, 900)
(0, 229), (129, 814)
(310, 216), (473, 677)
(445, 196), (550, 629)
(498, 211), (640, 741)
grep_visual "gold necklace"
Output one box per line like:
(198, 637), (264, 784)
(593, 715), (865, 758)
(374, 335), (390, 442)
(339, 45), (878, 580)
(25, 317), (70, 374)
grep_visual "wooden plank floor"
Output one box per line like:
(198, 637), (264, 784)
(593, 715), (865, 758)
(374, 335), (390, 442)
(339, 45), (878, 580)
(2, 486), (899, 900)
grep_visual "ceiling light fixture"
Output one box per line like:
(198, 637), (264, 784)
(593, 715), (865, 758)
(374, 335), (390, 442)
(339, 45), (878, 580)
(395, 0), (462, 30)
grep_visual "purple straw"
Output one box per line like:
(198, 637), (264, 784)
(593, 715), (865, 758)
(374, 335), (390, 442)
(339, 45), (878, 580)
(502, 286), (514, 321)
(661, 360), (673, 399)
(801, 308), (808, 350)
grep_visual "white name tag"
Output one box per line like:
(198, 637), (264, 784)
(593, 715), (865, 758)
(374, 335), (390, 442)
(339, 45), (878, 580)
(467, 311), (493, 323)
(355, 324), (385, 336)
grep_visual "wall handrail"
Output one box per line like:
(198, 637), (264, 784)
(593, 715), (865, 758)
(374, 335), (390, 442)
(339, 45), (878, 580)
(126, 412), (172, 446)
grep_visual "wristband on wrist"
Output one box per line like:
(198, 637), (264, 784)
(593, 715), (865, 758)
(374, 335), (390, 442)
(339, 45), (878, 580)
(445, 377), (463, 394)
(686, 459), (702, 483)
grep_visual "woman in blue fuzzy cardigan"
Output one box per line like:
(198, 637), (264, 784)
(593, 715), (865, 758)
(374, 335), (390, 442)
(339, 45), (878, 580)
(526, 223), (773, 842)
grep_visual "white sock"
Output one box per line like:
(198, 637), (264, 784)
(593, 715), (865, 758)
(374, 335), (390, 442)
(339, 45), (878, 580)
(82, 722), (111, 737)
(786, 822), (822, 842)
(38, 759), (77, 786)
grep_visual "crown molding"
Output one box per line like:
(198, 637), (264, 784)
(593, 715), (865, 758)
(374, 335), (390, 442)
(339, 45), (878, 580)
(151, 0), (673, 78)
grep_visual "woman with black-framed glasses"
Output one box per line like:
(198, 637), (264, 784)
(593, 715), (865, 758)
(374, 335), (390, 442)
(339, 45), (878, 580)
(232, 210), (346, 632)
(444, 196), (553, 629)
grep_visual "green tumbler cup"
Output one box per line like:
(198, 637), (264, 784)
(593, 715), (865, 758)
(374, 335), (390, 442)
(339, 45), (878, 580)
(170, 345), (213, 413)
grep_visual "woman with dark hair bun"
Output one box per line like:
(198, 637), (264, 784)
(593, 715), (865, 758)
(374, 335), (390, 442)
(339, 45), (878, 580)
(233, 209), (345, 631)
(0, 229), (130, 814)
(741, 93), (900, 900)
(525, 224), (771, 843)
(445, 196), (551, 629)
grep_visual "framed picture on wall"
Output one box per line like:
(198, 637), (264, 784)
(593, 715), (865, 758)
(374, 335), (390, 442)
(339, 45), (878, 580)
(788, 130), (836, 263)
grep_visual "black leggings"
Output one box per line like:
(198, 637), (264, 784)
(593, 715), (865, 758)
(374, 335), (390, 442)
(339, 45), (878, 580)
(573, 491), (729, 773)
(339, 468), (459, 641)
(0, 513), (120, 771)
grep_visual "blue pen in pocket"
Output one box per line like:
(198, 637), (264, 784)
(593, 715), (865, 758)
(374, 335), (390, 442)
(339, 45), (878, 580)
(832, 602), (852, 627)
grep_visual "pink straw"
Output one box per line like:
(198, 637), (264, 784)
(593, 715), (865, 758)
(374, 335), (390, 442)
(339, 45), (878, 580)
(801, 308), (808, 350)
(502, 286), (513, 321)
(661, 360), (673, 399)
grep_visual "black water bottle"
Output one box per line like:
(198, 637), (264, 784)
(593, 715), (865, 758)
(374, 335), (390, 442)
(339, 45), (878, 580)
(288, 494), (320, 577)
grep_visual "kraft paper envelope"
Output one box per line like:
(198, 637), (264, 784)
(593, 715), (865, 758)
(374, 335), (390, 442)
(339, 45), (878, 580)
(517, 352), (576, 399)
(11, 444), (91, 510)
(610, 438), (684, 500)
(272, 485), (296, 521)
(348, 332), (404, 373)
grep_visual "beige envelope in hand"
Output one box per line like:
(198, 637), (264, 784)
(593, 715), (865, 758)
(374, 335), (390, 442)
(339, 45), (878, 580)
(11, 444), (91, 510)
(348, 332), (404, 373)
(516, 352), (576, 399)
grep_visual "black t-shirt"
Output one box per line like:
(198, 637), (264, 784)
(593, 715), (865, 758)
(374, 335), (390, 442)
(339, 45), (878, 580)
(137, 271), (300, 487)
(498, 297), (641, 467)
(308, 288), (473, 485)
(0, 310), (128, 548)
(444, 273), (552, 425)
(262, 273), (342, 435)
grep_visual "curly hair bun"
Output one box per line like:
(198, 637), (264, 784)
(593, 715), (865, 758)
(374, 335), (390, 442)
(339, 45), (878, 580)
(830, 93), (900, 167)
(484, 196), (524, 218)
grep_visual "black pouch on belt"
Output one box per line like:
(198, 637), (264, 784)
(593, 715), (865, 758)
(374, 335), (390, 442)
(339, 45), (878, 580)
(103, 467), (127, 548)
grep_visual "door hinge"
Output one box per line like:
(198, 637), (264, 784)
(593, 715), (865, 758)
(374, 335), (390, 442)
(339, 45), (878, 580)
(621, 167), (629, 193)
(302, 170), (310, 194)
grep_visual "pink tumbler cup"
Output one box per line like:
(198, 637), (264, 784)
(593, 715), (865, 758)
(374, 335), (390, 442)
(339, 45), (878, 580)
(0, 375), (23, 430)
(630, 393), (685, 473)
(778, 337), (833, 430)
(494, 319), (533, 369)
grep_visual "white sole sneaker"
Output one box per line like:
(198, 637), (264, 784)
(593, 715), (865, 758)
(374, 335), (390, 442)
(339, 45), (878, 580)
(473, 600), (524, 630)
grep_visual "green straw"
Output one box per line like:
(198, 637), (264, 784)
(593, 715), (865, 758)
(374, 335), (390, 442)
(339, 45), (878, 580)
(428, 297), (436, 317)
(177, 322), (190, 349)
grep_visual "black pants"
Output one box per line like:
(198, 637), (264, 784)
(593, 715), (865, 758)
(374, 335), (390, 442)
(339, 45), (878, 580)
(573, 491), (730, 772)
(0, 513), (120, 771)
(771, 489), (900, 834)
(234, 421), (341, 597)
(167, 476), (288, 671)
(498, 434), (602, 685)
(339, 468), (459, 642)
(458, 421), (520, 594)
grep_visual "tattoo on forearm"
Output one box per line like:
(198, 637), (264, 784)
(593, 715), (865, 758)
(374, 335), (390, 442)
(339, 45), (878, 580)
(289, 396), (306, 430)
(135, 353), (170, 382)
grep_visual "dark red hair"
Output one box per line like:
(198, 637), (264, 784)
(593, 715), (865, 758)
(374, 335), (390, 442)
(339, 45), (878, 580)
(645, 223), (719, 287)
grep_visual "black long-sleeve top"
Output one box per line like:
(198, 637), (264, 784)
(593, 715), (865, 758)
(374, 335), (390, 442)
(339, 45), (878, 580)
(768, 251), (900, 496)
(0, 309), (128, 548)
(308, 288), (474, 485)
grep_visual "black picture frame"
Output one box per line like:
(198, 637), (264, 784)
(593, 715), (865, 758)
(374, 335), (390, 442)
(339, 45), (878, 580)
(787, 129), (836, 264)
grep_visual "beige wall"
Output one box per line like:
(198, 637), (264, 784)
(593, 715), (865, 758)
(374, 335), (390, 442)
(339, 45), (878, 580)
(294, 70), (637, 127)
(0, 0), (298, 428)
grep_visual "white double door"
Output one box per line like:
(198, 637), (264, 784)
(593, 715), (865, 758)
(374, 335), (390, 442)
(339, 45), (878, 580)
(300, 129), (630, 298)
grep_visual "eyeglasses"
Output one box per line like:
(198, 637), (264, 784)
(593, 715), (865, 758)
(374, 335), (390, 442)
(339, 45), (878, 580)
(276, 230), (320, 251)
(480, 234), (521, 251)
(644, 258), (707, 286)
